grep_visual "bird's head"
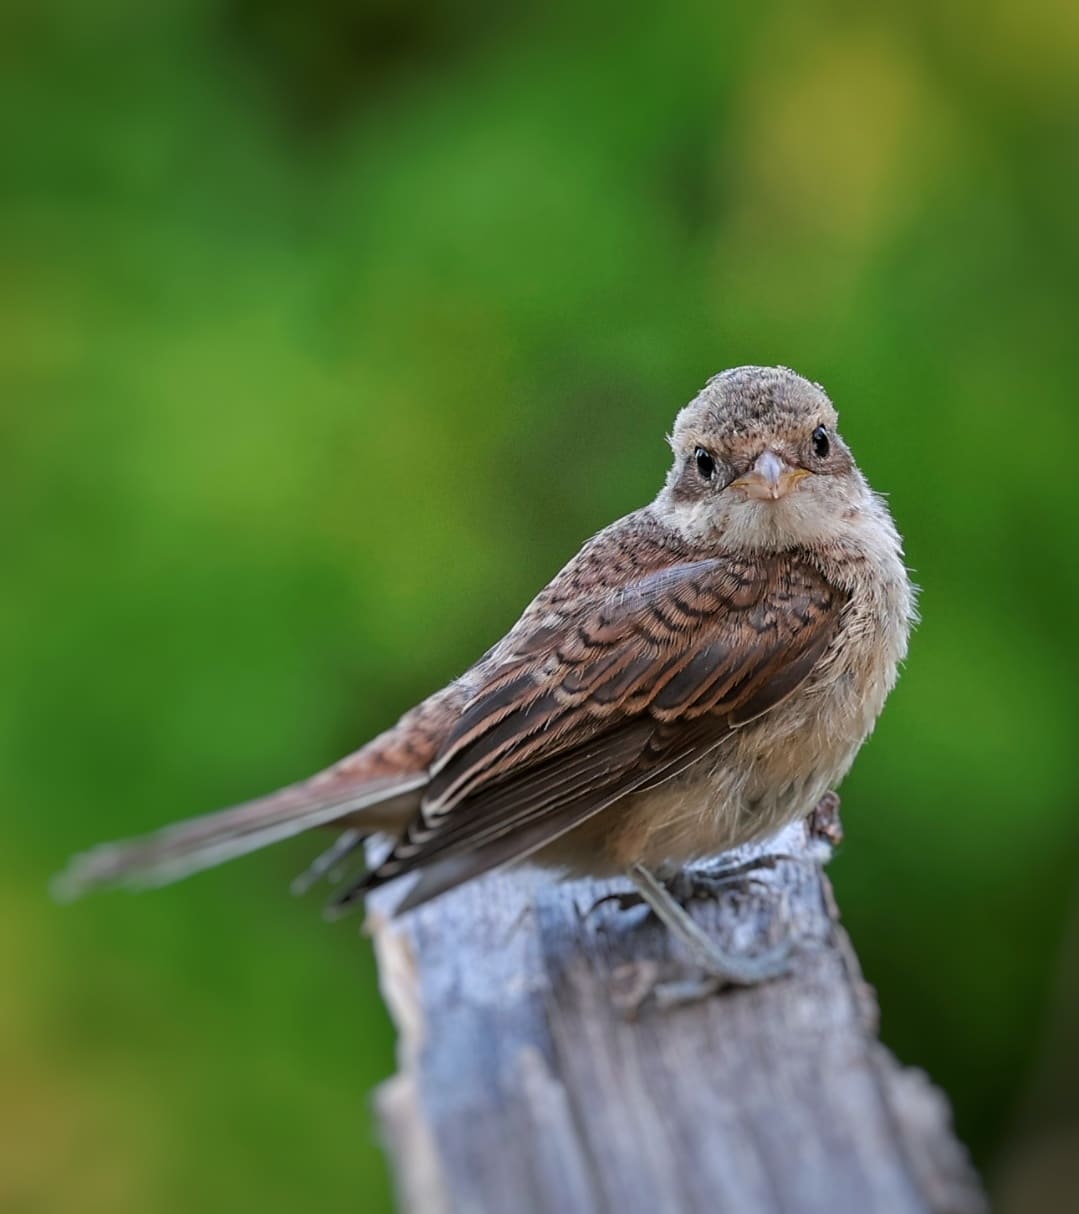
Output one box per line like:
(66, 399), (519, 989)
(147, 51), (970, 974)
(659, 366), (873, 552)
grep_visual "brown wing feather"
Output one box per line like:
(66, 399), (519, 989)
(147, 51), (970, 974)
(330, 553), (844, 913)
(428, 556), (836, 799)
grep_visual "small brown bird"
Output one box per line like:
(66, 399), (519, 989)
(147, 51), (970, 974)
(58, 367), (915, 982)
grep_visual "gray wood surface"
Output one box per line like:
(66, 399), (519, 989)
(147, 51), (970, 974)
(369, 818), (985, 1214)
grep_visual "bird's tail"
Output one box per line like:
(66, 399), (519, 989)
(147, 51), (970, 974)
(51, 771), (427, 902)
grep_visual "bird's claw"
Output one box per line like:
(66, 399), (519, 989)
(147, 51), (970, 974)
(584, 889), (650, 925)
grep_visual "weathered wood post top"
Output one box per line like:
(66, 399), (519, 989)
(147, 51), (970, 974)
(371, 819), (985, 1214)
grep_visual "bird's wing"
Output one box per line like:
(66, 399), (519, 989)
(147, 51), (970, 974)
(341, 553), (845, 912)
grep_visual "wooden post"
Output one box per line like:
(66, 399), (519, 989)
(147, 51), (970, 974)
(369, 818), (986, 1214)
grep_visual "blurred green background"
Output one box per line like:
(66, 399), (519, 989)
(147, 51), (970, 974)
(4, 0), (1078, 1210)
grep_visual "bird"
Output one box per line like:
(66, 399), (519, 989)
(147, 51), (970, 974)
(56, 366), (916, 985)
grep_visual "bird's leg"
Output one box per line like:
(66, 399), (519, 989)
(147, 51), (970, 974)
(608, 863), (794, 1014)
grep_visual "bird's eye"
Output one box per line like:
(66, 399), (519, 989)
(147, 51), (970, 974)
(694, 447), (716, 480)
(811, 426), (830, 459)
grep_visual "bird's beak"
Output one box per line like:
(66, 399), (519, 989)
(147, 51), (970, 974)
(731, 450), (809, 501)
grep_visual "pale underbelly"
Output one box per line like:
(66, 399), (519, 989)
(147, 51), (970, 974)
(543, 668), (883, 875)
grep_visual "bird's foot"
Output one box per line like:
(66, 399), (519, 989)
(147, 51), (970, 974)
(665, 853), (793, 902)
(605, 862), (795, 1016)
(585, 851), (787, 927)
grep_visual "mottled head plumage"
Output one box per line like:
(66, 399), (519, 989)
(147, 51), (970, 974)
(659, 366), (873, 552)
(671, 366), (838, 449)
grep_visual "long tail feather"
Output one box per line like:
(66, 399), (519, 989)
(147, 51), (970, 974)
(52, 774), (426, 901)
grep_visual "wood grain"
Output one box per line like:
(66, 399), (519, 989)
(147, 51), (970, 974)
(369, 821), (985, 1214)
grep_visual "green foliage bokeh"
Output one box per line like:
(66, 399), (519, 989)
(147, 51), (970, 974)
(4, 1), (1078, 1210)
